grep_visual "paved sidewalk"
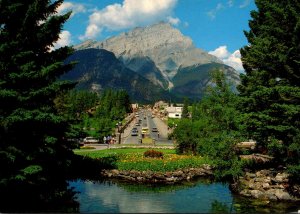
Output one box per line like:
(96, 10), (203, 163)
(153, 117), (169, 139)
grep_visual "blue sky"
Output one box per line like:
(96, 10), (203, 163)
(55, 0), (256, 72)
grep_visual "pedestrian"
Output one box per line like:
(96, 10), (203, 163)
(103, 136), (107, 144)
(157, 132), (160, 138)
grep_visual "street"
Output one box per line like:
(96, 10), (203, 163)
(122, 109), (173, 145)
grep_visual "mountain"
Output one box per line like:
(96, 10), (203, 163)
(73, 22), (240, 101)
(62, 48), (172, 102)
(172, 63), (240, 99)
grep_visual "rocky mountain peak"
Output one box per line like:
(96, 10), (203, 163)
(75, 22), (222, 87)
(85, 21), (194, 59)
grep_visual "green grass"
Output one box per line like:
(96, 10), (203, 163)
(75, 148), (212, 172)
(74, 148), (175, 157)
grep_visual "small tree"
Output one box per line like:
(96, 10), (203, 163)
(174, 70), (242, 179)
(181, 97), (189, 118)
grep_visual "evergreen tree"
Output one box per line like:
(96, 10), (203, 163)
(182, 97), (189, 118)
(0, 0), (77, 211)
(238, 0), (300, 171)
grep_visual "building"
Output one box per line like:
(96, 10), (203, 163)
(131, 103), (139, 112)
(166, 106), (183, 119)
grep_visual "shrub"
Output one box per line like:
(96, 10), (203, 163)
(68, 154), (117, 179)
(80, 146), (96, 150)
(143, 150), (164, 159)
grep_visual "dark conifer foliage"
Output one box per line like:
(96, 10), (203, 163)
(0, 0), (78, 212)
(238, 0), (300, 171)
(181, 97), (189, 119)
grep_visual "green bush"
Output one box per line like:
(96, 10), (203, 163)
(144, 150), (164, 159)
(68, 154), (117, 179)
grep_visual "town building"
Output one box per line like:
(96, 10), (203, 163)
(166, 106), (183, 119)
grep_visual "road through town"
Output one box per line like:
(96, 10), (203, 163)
(123, 109), (173, 145)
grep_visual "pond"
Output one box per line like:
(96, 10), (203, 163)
(69, 179), (299, 213)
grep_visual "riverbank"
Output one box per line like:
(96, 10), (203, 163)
(230, 169), (300, 202)
(75, 147), (300, 202)
(100, 167), (300, 202)
(101, 165), (213, 184)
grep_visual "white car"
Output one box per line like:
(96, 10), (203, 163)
(83, 137), (99, 143)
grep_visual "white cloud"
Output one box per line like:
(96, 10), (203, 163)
(207, 3), (224, 20)
(80, 0), (178, 40)
(53, 30), (72, 49)
(239, 0), (250, 8)
(224, 50), (244, 72)
(167, 16), (180, 26)
(209, 45), (230, 59)
(209, 46), (244, 72)
(57, 2), (86, 17)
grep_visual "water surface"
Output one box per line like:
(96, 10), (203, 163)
(69, 179), (299, 213)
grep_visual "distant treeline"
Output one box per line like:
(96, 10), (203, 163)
(55, 89), (132, 140)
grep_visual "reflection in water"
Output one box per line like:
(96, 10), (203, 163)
(69, 179), (234, 213)
(69, 179), (300, 213)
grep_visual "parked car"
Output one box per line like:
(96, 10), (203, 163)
(135, 123), (140, 126)
(83, 137), (99, 143)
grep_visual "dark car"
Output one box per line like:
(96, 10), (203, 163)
(152, 127), (158, 132)
(131, 129), (138, 136)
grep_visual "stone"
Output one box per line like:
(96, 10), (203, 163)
(265, 190), (278, 201)
(248, 181), (256, 189)
(166, 176), (175, 182)
(240, 189), (251, 197)
(165, 172), (172, 177)
(266, 194), (278, 201)
(136, 176), (144, 181)
(262, 183), (270, 189)
(153, 173), (164, 180)
(111, 169), (119, 175)
(250, 190), (264, 199)
(202, 164), (212, 170)
(122, 170), (129, 176)
(173, 170), (184, 177)
(274, 173), (289, 183)
(256, 170), (271, 177)
(275, 189), (292, 200)
(264, 177), (271, 183)
(254, 177), (265, 182)
(245, 172), (256, 179)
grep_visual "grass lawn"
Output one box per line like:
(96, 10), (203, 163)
(75, 148), (212, 172)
